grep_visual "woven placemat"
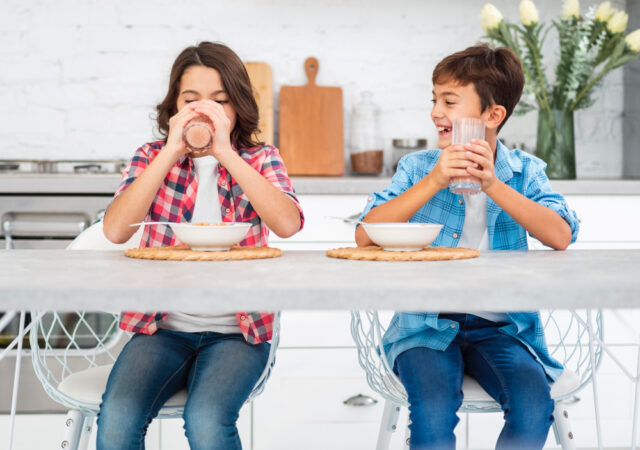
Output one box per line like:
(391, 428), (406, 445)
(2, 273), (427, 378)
(125, 246), (282, 261)
(326, 246), (480, 261)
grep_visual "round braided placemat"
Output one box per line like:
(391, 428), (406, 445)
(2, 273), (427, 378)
(124, 246), (282, 261)
(326, 246), (480, 261)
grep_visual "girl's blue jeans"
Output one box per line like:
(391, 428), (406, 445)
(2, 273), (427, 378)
(96, 329), (270, 450)
(395, 313), (554, 450)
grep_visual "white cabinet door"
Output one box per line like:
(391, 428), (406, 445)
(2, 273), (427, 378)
(269, 195), (368, 250)
(252, 348), (409, 450)
(565, 195), (640, 249)
(279, 310), (395, 348)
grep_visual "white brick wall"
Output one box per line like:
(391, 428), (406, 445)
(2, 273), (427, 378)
(0, 0), (630, 177)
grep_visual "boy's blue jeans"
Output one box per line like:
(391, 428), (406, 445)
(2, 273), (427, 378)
(96, 329), (270, 450)
(395, 314), (554, 450)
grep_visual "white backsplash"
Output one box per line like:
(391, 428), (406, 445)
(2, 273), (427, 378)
(0, 0), (630, 178)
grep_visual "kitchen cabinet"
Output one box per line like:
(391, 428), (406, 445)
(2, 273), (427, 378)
(269, 194), (367, 250)
(563, 195), (640, 249)
(252, 348), (392, 450)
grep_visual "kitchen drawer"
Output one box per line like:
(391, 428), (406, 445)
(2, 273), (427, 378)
(279, 310), (395, 348)
(565, 195), (640, 246)
(270, 194), (368, 246)
(252, 347), (408, 450)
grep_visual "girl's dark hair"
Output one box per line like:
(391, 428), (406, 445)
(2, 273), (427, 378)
(156, 41), (262, 149)
(432, 44), (524, 132)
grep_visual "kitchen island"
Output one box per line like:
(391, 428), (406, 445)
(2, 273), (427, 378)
(2, 248), (640, 450)
(1, 249), (639, 311)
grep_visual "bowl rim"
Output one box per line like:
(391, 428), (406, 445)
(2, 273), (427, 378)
(362, 222), (443, 228)
(168, 222), (251, 228)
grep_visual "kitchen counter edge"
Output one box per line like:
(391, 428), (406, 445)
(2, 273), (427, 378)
(1, 174), (640, 195)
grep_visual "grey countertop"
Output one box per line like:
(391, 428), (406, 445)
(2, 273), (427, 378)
(1, 249), (639, 311)
(1, 173), (640, 195)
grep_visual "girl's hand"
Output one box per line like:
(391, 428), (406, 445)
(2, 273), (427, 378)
(428, 144), (481, 190)
(464, 139), (499, 192)
(164, 105), (199, 159)
(190, 100), (234, 160)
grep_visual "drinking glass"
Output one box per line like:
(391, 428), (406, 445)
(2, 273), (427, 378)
(183, 116), (213, 154)
(448, 118), (485, 195)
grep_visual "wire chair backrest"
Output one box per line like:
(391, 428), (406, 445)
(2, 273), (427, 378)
(28, 221), (280, 413)
(29, 310), (125, 412)
(29, 310), (281, 414)
(350, 310), (603, 407)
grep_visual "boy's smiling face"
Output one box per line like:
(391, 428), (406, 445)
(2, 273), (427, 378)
(431, 80), (487, 149)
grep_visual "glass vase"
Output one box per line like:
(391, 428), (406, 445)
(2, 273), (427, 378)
(536, 109), (576, 179)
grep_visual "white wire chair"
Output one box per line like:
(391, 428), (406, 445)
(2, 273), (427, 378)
(28, 221), (281, 450)
(350, 310), (603, 450)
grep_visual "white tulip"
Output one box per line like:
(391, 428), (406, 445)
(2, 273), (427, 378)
(480, 3), (504, 33)
(625, 29), (640, 53)
(520, 0), (540, 26)
(607, 10), (629, 34)
(595, 2), (615, 22)
(562, 0), (580, 19)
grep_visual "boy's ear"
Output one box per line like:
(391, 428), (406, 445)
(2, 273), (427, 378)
(485, 105), (507, 131)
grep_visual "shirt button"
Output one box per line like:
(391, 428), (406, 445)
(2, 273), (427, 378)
(221, 180), (226, 187)
(450, 323), (457, 329)
(452, 232), (459, 239)
(240, 315), (247, 321)
(225, 208), (230, 213)
(367, 196), (373, 201)
(458, 198), (463, 205)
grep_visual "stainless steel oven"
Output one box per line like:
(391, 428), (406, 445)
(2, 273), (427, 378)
(0, 159), (125, 413)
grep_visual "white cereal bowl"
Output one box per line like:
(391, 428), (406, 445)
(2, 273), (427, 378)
(361, 222), (444, 251)
(168, 222), (252, 251)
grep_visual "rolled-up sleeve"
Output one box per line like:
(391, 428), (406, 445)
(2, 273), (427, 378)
(113, 144), (151, 199)
(525, 159), (580, 243)
(260, 145), (305, 231)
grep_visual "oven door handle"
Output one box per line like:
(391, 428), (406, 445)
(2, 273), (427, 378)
(2, 212), (91, 250)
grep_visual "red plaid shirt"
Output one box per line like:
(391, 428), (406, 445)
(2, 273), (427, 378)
(114, 141), (304, 344)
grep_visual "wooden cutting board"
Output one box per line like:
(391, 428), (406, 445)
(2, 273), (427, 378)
(279, 57), (344, 175)
(245, 62), (274, 146)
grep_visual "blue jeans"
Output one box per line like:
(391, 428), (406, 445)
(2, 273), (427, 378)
(96, 329), (270, 450)
(395, 314), (554, 450)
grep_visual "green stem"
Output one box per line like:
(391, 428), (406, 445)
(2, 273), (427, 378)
(521, 32), (550, 111)
(521, 63), (546, 109)
(569, 65), (609, 112)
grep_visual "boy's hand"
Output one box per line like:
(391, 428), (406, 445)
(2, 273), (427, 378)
(463, 139), (499, 192)
(429, 144), (481, 190)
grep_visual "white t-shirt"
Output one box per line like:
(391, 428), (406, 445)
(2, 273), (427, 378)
(159, 156), (241, 334)
(456, 192), (508, 323)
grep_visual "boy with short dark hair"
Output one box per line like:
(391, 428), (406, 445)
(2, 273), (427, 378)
(356, 44), (579, 449)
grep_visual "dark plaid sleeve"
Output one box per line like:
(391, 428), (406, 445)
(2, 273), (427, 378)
(260, 145), (305, 230)
(113, 143), (153, 199)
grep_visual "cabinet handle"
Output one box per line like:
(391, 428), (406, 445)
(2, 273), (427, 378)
(343, 394), (378, 407)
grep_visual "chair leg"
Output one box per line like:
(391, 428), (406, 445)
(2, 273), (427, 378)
(376, 399), (402, 450)
(77, 415), (94, 450)
(403, 412), (411, 449)
(552, 402), (577, 450)
(61, 410), (84, 450)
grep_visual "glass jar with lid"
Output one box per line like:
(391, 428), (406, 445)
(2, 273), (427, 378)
(349, 91), (383, 174)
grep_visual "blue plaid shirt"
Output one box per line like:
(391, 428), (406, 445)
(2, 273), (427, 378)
(359, 140), (580, 381)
